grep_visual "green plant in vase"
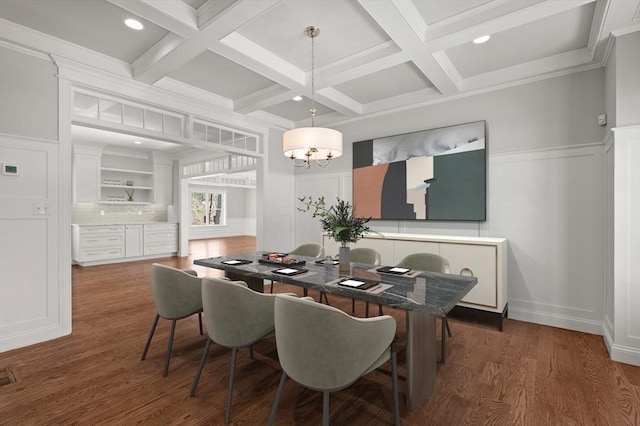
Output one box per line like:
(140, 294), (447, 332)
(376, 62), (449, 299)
(298, 196), (379, 272)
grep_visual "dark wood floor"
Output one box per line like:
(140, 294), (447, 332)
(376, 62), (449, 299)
(1, 236), (639, 425)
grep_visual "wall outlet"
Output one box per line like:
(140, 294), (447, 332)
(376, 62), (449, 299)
(33, 202), (49, 215)
(99, 210), (105, 216)
(138, 210), (142, 216)
(597, 113), (607, 126)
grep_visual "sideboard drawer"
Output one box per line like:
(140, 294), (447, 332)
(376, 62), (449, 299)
(79, 225), (125, 235)
(79, 233), (125, 248)
(79, 247), (125, 261)
(144, 242), (177, 255)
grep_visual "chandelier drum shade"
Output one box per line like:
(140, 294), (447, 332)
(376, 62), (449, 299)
(283, 26), (343, 168)
(283, 127), (342, 164)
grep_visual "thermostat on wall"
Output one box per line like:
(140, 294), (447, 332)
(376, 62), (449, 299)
(2, 163), (19, 175)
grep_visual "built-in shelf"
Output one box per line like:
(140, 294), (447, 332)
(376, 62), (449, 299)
(100, 184), (152, 190)
(101, 167), (152, 175)
(97, 201), (151, 205)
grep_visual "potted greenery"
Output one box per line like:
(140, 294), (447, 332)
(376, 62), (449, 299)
(298, 196), (376, 272)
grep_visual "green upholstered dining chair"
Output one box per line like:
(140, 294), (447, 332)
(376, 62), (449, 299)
(268, 295), (400, 426)
(141, 263), (203, 377)
(395, 253), (452, 363)
(190, 277), (297, 424)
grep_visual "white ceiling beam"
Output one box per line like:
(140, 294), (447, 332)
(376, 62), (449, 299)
(197, 0), (240, 28)
(391, 0), (428, 42)
(358, 0), (459, 96)
(315, 88), (362, 116)
(316, 41), (402, 78)
(234, 85), (294, 114)
(425, 0), (540, 41)
(461, 47), (595, 91)
(218, 32), (305, 87)
(362, 87), (442, 115)
(119, 0), (280, 85)
(139, 0), (199, 29)
(107, 0), (199, 37)
(319, 51), (409, 87)
(426, 0), (597, 52)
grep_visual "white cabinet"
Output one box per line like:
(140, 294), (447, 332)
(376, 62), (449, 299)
(151, 153), (173, 205)
(125, 225), (143, 257)
(322, 232), (508, 316)
(72, 225), (125, 262)
(72, 145), (101, 203)
(439, 243), (499, 309)
(144, 223), (178, 255)
(73, 223), (178, 265)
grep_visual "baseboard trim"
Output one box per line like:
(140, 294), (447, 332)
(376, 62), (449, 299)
(602, 323), (640, 366)
(508, 306), (603, 335)
(0, 324), (70, 353)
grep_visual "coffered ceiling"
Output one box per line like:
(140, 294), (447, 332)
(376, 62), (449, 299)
(1, 0), (639, 131)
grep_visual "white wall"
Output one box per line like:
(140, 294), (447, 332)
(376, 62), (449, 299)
(295, 69), (608, 335)
(256, 127), (295, 252)
(0, 46), (58, 140)
(0, 46), (71, 352)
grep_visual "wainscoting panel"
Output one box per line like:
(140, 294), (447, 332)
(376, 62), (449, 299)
(292, 143), (606, 335)
(0, 135), (64, 352)
(488, 143), (605, 334)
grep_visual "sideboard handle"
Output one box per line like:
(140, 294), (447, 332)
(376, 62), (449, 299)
(460, 267), (474, 277)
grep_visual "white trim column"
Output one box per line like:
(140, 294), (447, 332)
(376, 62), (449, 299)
(605, 125), (640, 366)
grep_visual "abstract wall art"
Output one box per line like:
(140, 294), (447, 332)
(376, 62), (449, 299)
(353, 121), (486, 221)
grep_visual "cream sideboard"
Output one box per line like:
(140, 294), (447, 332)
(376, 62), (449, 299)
(322, 232), (508, 328)
(72, 223), (178, 265)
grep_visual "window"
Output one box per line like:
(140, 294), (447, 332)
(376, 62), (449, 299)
(191, 191), (225, 225)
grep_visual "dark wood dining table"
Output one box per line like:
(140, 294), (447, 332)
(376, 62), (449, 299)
(194, 252), (477, 410)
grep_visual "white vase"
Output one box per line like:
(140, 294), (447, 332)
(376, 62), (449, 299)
(339, 246), (350, 274)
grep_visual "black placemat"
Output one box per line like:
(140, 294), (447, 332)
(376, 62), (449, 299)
(376, 266), (411, 275)
(221, 259), (253, 265)
(271, 268), (308, 276)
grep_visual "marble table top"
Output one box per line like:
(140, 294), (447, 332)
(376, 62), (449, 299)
(194, 252), (477, 317)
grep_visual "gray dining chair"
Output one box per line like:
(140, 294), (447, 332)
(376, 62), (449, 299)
(345, 247), (382, 313)
(396, 253), (452, 363)
(268, 295), (400, 426)
(190, 277), (297, 424)
(289, 242), (325, 258)
(141, 263), (203, 377)
(269, 243), (325, 294)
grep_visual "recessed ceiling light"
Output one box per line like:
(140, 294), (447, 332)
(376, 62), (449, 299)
(133, 140), (142, 145)
(473, 35), (490, 44)
(292, 96), (303, 101)
(124, 18), (144, 31)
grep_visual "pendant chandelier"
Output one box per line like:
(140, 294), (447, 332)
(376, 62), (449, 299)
(283, 26), (343, 168)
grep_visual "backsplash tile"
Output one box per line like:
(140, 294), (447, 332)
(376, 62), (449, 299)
(73, 203), (168, 225)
